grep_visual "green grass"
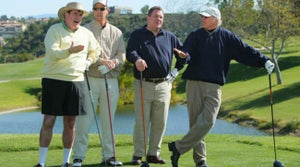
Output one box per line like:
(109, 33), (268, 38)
(218, 49), (300, 133)
(0, 58), (43, 80)
(0, 79), (41, 111)
(0, 134), (299, 167)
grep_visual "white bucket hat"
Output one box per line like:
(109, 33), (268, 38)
(199, 7), (221, 19)
(93, 0), (107, 6)
(58, 2), (88, 20)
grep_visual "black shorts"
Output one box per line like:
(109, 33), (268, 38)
(41, 78), (86, 116)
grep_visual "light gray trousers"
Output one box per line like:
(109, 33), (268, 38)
(132, 79), (172, 157)
(73, 77), (119, 161)
(176, 80), (222, 163)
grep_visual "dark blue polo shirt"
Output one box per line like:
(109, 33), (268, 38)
(126, 26), (185, 79)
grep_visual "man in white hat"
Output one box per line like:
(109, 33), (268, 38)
(168, 6), (274, 167)
(72, 0), (125, 166)
(34, 2), (101, 167)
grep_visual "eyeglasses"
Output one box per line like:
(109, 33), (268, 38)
(93, 7), (106, 11)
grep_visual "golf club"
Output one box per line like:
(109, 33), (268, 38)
(103, 73), (117, 167)
(84, 71), (102, 153)
(268, 74), (284, 167)
(139, 71), (150, 167)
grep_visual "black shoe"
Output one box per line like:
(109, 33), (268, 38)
(72, 159), (82, 167)
(101, 157), (123, 166)
(61, 163), (72, 167)
(146, 155), (166, 164)
(33, 164), (45, 167)
(196, 160), (209, 167)
(168, 142), (180, 167)
(131, 156), (142, 165)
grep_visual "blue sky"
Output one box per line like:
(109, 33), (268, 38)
(1, 0), (210, 18)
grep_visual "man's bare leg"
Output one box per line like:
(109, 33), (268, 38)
(62, 116), (76, 164)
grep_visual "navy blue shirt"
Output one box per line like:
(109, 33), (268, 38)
(126, 26), (185, 79)
(181, 27), (270, 85)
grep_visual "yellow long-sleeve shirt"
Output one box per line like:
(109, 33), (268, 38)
(42, 22), (101, 81)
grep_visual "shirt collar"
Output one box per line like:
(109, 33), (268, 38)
(91, 19), (109, 29)
(61, 21), (78, 32)
(142, 25), (164, 36)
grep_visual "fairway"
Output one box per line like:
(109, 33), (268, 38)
(1, 134), (299, 166)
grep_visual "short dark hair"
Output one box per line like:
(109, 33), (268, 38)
(147, 6), (164, 16)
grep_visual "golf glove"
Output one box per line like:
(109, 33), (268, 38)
(98, 65), (110, 75)
(265, 60), (275, 74)
(85, 59), (92, 71)
(167, 68), (179, 83)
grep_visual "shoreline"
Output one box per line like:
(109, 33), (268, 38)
(0, 106), (39, 115)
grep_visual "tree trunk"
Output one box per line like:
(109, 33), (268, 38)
(271, 40), (282, 85)
(274, 58), (282, 84)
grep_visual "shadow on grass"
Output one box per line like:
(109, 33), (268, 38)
(24, 87), (42, 103)
(175, 55), (300, 94)
(48, 165), (100, 167)
(226, 55), (300, 83)
(48, 161), (135, 167)
(235, 81), (300, 111)
(24, 87), (41, 96)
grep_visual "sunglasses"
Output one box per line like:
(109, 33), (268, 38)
(93, 7), (106, 11)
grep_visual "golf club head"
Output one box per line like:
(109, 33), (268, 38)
(140, 162), (150, 167)
(273, 160), (284, 167)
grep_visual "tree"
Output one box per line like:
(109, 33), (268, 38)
(140, 5), (149, 14)
(212, 0), (300, 84)
(0, 15), (8, 21)
(255, 0), (300, 84)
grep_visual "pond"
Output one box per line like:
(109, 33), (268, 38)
(0, 104), (267, 136)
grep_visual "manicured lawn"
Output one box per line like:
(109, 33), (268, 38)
(1, 134), (299, 166)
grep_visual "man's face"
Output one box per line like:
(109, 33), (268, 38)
(147, 9), (164, 30)
(201, 15), (218, 30)
(93, 3), (108, 22)
(65, 10), (84, 31)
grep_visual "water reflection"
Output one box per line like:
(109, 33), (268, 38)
(0, 105), (267, 136)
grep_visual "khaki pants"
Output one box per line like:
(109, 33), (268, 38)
(176, 80), (221, 163)
(73, 77), (119, 161)
(132, 79), (172, 157)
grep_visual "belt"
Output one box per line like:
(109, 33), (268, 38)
(143, 77), (167, 83)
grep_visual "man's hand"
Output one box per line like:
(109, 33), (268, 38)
(100, 59), (116, 70)
(265, 60), (275, 75)
(135, 59), (147, 71)
(68, 42), (84, 54)
(167, 68), (179, 83)
(173, 48), (187, 58)
(98, 65), (110, 75)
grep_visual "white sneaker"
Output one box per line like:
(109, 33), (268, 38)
(101, 157), (123, 166)
(72, 159), (82, 167)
